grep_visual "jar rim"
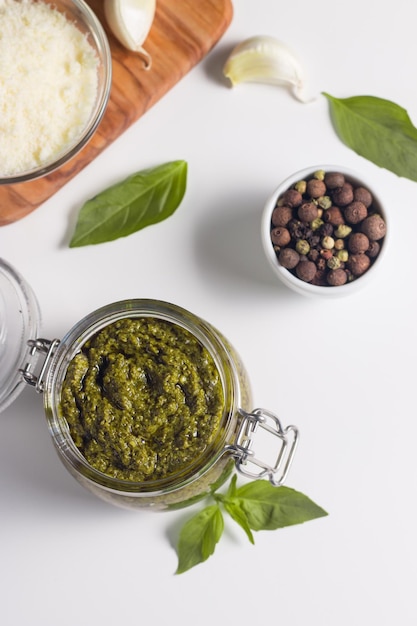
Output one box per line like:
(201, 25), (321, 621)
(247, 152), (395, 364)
(0, 258), (41, 413)
(44, 299), (242, 496)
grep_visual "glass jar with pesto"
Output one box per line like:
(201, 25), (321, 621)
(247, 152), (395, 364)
(1, 260), (298, 510)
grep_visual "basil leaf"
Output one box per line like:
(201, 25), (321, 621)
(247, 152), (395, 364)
(215, 474), (254, 543)
(174, 478), (327, 573)
(175, 505), (224, 575)
(222, 500), (255, 544)
(69, 160), (187, 247)
(225, 472), (238, 498)
(323, 93), (417, 181)
(234, 481), (328, 530)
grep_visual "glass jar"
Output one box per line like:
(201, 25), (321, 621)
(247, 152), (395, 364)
(0, 258), (41, 412)
(1, 259), (298, 511)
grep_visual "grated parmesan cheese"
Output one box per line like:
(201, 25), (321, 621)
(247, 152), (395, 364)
(0, 0), (100, 177)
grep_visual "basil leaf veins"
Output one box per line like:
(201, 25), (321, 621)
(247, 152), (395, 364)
(69, 160), (187, 247)
(227, 481), (328, 531)
(323, 93), (417, 181)
(175, 476), (327, 574)
(175, 505), (224, 575)
(219, 475), (254, 543)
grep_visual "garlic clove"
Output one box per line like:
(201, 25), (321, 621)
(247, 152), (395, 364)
(223, 35), (310, 102)
(104, 0), (156, 69)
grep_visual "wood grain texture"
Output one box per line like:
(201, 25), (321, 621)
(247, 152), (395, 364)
(0, 0), (233, 225)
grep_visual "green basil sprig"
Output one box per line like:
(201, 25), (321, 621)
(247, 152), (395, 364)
(323, 93), (417, 181)
(69, 160), (187, 247)
(175, 475), (327, 574)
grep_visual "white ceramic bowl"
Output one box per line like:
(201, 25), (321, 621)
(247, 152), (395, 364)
(261, 165), (388, 298)
(0, 0), (112, 184)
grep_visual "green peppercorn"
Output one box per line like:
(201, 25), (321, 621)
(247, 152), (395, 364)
(294, 180), (307, 194)
(334, 224), (352, 239)
(321, 236), (335, 250)
(317, 195), (332, 210)
(314, 169), (325, 181)
(295, 239), (310, 255)
(311, 217), (324, 231)
(337, 249), (349, 262)
(327, 256), (341, 270)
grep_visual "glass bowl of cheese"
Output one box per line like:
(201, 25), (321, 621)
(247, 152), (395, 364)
(0, 0), (112, 184)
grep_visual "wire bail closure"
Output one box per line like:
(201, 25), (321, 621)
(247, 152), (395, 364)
(20, 338), (60, 393)
(227, 408), (299, 486)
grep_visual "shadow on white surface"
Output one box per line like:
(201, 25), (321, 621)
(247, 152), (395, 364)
(193, 190), (298, 299)
(202, 41), (236, 87)
(0, 384), (112, 515)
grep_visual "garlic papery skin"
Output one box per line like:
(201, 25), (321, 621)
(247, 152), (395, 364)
(223, 35), (310, 102)
(104, 0), (156, 69)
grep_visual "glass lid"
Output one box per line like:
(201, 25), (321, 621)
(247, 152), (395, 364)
(0, 258), (41, 413)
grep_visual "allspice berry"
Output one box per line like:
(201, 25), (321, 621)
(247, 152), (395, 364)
(332, 182), (354, 206)
(323, 205), (345, 226)
(271, 227), (291, 247)
(296, 260), (317, 283)
(348, 232), (369, 254)
(268, 169), (386, 288)
(324, 172), (345, 189)
(344, 201), (368, 224)
(347, 253), (371, 276)
(298, 201), (318, 222)
(367, 240), (380, 258)
(311, 269), (327, 286)
(280, 188), (303, 208)
(307, 178), (326, 198)
(360, 214), (386, 241)
(327, 268), (348, 286)
(278, 247), (300, 269)
(272, 205), (293, 227)
(353, 186), (373, 208)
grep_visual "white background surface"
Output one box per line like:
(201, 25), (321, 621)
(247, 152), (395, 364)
(1, 0), (417, 624)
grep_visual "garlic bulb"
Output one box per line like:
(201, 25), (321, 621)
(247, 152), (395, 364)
(223, 35), (310, 102)
(104, 0), (156, 69)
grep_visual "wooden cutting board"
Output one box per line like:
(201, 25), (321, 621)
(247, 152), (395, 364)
(0, 0), (233, 226)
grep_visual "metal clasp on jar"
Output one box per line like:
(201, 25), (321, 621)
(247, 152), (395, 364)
(227, 408), (299, 486)
(20, 338), (60, 393)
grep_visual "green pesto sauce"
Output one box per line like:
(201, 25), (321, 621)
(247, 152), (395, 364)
(60, 317), (225, 482)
